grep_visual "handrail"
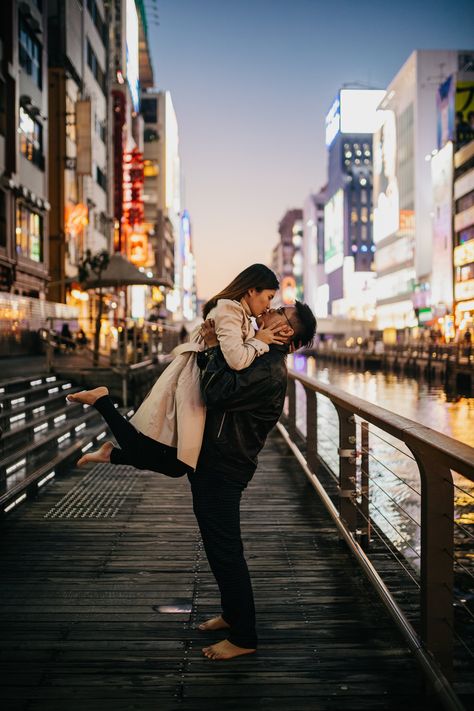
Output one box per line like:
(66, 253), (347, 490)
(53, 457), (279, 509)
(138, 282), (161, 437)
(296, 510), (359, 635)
(290, 370), (474, 479)
(282, 367), (474, 709)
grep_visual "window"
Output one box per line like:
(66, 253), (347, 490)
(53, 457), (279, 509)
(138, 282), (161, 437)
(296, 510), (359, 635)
(16, 202), (43, 262)
(94, 113), (106, 142)
(456, 190), (474, 214)
(144, 128), (159, 143)
(19, 16), (42, 88)
(86, 40), (106, 93)
(19, 108), (44, 170)
(457, 225), (474, 246)
(144, 160), (158, 177)
(0, 79), (5, 136)
(96, 165), (107, 191)
(87, 0), (107, 44)
(0, 192), (6, 248)
(141, 98), (158, 124)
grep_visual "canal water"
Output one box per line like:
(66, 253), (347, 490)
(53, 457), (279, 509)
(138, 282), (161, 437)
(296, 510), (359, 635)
(288, 354), (474, 576)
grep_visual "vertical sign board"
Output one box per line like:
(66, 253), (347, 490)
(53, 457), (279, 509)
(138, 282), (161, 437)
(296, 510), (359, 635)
(431, 143), (454, 312)
(76, 100), (92, 175)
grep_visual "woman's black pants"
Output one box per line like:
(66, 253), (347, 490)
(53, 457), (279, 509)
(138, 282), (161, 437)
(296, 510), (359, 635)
(188, 468), (258, 650)
(94, 395), (191, 477)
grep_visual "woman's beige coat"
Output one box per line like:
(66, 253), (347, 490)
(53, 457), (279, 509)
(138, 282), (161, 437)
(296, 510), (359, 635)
(129, 299), (268, 469)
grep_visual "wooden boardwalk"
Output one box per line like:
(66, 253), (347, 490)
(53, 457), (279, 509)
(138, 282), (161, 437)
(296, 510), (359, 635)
(0, 431), (435, 710)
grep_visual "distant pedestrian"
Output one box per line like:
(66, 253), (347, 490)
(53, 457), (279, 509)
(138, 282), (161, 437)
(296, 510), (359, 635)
(179, 325), (188, 343)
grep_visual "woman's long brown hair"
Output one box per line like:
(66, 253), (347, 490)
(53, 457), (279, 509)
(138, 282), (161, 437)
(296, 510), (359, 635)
(203, 264), (279, 318)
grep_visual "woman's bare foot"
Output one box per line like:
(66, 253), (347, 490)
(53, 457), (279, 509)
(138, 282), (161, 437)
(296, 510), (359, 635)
(202, 639), (256, 660)
(67, 386), (109, 406)
(77, 441), (113, 467)
(198, 615), (231, 632)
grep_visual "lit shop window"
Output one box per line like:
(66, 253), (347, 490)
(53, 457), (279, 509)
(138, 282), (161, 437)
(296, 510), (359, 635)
(19, 108), (44, 170)
(144, 160), (159, 177)
(15, 202), (43, 262)
(19, 16), (42, 88)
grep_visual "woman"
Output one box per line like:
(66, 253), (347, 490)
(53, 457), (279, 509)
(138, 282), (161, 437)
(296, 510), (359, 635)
(67, 264), (290, 476)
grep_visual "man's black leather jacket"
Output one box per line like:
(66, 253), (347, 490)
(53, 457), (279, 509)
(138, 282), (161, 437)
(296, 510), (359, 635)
(196, 345), (288, 484)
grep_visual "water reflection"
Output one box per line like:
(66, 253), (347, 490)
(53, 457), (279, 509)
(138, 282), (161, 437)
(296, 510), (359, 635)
(289, 356), (474, 579)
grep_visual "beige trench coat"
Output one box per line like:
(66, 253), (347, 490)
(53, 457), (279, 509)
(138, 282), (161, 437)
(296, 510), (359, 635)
(129, 299), (268, 469)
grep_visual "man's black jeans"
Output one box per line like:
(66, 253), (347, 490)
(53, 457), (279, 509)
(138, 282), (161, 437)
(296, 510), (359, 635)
(188, 468), (258, 649)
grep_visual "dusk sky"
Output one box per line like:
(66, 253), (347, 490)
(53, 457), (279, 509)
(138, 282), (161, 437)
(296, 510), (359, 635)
(149, 0), (474, 300)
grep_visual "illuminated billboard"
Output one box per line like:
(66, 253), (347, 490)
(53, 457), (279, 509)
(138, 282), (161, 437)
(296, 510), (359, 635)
(324, 189), (344, 274)
(430, 142), (453, 310)
(373, 110), (399, 244)
(126, 0), (140, 112)
(340, 89), (386, 134)
(437, 75), (474, 149)
(325, 89), (385, 146)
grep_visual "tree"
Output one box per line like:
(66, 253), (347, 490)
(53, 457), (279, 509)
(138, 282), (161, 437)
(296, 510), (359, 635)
(77, 249), (110, 366)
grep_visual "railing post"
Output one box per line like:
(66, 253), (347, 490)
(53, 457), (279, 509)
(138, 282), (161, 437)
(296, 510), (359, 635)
(409, 446), (454, 681)
(287, 378), (296, 441)
(360, 421), (371, 549)
(335, 406), (358, 536)
(305, 386), (318, 472)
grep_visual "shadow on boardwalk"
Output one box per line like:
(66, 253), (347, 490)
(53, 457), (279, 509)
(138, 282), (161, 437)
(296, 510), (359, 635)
(0, 431), (434, 710)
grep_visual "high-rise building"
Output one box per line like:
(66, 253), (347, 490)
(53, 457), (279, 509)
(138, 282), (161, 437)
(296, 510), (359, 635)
(141, 91), (175, 296)
(0, 0), (50, 298)
(141, 90), (188, 319)
(324, 88), (384, 321)
(372, 50), (472, 333)
(47, 0), (111, 305)
(276, 209), (303, 303)
(303, 188), (327, 318)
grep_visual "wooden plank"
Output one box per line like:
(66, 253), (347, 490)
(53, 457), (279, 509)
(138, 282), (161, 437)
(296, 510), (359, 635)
(0, 431), (465, 709)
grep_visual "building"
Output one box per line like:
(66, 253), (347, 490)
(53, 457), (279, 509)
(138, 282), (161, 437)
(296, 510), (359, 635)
(453, 138), (474, 337)
(324, 88), (385, 322)
(140, 89), (189, 319)
(47, 0), (111, 306)
(0, 0), (50, 298)
(372, 50), (472, 334)
(302, 187), (327, 318)
(432, 64), (474, 340)
(140, 91), (175, 296)
(275, 209), (303, 303)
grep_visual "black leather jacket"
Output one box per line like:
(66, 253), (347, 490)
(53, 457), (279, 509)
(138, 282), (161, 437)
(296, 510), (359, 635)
(196, 345), (288, 484)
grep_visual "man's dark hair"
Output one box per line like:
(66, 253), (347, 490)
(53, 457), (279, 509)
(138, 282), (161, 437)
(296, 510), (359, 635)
(292, 301), (317, 350)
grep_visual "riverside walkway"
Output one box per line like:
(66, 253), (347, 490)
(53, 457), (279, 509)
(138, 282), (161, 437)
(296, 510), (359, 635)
(1, 431), (433, 711)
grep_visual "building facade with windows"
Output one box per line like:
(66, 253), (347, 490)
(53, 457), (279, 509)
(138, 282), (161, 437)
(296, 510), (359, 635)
(47, 0), (111, 305)
(0, 0), (50, 297)
(140, 90), (190, 319)
(372, 50), (469, 334)
(275, 209), (303, 304)
(302, 188), (327, 318)
(324, 88), (384, 322)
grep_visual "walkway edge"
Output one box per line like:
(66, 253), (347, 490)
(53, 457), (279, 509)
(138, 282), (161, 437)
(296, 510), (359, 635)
(276, 421), (466, 711)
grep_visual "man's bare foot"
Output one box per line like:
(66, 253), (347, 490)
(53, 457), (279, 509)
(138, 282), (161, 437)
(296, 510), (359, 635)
(198, 615), (231, 632)
(77, 441), (113, 467)
(202, 639), (256, 660)
(67, 386), (109, 406)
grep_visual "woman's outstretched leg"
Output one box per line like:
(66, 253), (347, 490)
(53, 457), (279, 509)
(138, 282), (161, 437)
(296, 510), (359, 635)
(67, 388), (190, 477)
(67, 388), (139, 454)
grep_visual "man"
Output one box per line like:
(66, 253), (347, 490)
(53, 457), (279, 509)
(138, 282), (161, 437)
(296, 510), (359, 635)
(193, 302), (316, 660)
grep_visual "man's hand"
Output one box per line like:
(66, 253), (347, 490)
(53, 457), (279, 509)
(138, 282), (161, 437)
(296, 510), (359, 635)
(200, 318), (218, 347)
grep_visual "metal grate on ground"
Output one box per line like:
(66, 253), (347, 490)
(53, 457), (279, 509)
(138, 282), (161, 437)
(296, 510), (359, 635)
(44, 464), (140, 519)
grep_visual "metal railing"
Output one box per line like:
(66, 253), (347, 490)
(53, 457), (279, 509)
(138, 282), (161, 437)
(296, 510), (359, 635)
(281, 368), (474, 711)
(40, 318), (182, 369)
